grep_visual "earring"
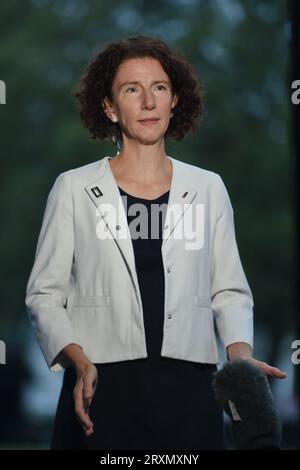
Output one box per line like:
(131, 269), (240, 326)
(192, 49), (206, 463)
(112, 134), (122, 155)
(170, 111), (174, 118)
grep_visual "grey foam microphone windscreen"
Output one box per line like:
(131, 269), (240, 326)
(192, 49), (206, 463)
(212, 359), (282, 449)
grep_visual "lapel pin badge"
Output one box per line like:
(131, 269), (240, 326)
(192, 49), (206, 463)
(91, 186), (103, 197)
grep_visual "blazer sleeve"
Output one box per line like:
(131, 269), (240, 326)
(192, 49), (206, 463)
(210, 174), (254, 352)
(25, 171), (81, 372)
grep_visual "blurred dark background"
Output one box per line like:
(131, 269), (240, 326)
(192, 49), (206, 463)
(0, 0), (299, 449)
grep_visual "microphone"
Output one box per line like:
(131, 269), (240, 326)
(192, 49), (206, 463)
(212, 359), (282, 450)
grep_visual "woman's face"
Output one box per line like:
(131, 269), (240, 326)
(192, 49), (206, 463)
(103, 56), (178, 145)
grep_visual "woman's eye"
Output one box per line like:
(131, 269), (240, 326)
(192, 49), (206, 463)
(157, 85), (166, 90)
(126, 87), (136, 93)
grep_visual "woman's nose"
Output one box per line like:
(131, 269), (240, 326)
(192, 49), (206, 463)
(141, 90), (155, 109)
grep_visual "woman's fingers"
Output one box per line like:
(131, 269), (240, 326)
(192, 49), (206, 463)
(264, 365), (287, 379)
(73, 363), (98, 436)
(247, 358), (287, 379)
(73, 376), (94, 436)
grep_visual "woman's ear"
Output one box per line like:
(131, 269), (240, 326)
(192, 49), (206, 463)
(102, 97), (117, 122)
(172, 94), (179, 109)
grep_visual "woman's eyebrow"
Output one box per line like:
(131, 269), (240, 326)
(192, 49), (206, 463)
(119, 80), (170, 90)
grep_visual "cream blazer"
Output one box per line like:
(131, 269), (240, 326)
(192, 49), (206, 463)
(25, 155), (254, 371)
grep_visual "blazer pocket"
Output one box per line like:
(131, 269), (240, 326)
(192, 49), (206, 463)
(71, 295), (110, 308)
(194, 295), (212, 308)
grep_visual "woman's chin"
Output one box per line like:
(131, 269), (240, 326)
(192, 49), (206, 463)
(134, 134), (165, 145)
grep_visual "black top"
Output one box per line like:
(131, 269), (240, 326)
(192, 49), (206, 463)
(118, 185), (170, 362)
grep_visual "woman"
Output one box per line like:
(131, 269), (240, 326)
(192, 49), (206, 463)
(25, 35), (286, 450)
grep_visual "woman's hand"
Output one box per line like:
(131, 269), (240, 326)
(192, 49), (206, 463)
(226, 342), (287, 379)
(73, 361), (98, 436)
(55, 344), (99, 436)
(245, 357), (286, 379)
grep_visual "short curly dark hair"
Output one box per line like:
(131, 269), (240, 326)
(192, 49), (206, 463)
(73, 35), (205, 145)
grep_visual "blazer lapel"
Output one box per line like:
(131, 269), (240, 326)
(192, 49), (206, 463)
(160, 161), (197, 249)
(84, 155), (197, 297)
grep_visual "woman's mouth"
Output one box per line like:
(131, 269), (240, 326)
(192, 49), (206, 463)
(138, 119), (160, 125)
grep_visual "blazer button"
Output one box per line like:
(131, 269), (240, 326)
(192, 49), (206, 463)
(116, 225), (121, 230)
(168, 313), (172, 319)
(167, 267), (171, 273)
